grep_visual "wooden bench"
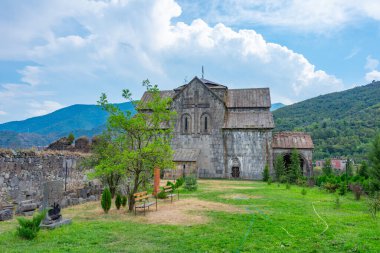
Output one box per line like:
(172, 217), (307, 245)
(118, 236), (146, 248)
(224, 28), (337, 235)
(134, 191), (157, 215)
(163, 185), (179, 203)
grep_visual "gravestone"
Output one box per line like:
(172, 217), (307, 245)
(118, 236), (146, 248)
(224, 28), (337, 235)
(40, 180), (72, 229)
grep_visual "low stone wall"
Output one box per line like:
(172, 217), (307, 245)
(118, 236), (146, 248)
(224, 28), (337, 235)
(0, 149), (98, 206)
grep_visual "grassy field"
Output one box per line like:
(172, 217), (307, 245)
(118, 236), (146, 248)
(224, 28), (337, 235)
(0, 179), (379, 252)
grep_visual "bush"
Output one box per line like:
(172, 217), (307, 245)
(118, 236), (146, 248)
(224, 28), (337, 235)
(67, 133), (75, 145)
(367, 193), (380, 219)
(323, 182), (339, 193)
(301, 188), (307, 195)
(17, 210), (47, 240)
(279, 175), (288, 184)
(286, 183), (291, 190)
(115, 194), (122, 210)
(184, 176), (198, 191)
(267, 177), (272, 185)
(350, 183), (363, 201)
(175, 177), (185, 189)
(334, 195), (341, 209)
(121, 196), (127, 207)
(101, 188), (112, 213)
(338, 183), (347, 196)
(157, 190), (167, 199)
(166, 181), (175, 189)
(262, 164), (269, 182)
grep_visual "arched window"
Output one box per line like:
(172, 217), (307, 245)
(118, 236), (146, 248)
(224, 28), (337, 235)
(200, 113), (211, 134)
(181, 114), (192, 134)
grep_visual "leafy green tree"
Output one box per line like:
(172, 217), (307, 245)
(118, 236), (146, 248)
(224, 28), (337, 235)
(274, 155), (285, 182)
(346, 157), (354, 177)
(289, 149), (301, 183)
(359, 161), (369, 179)
(369, 133), (380, 192)
(96, 80), (175, 211)
(101, 188), (112, 213)
(323, 158), (333, 176)
(121, 196), (127, 207)
(262, 164), (270, 182)
(67, 133), (75, 145)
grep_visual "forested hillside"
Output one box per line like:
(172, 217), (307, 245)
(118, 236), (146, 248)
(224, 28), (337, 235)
(273, 81), (380, 160)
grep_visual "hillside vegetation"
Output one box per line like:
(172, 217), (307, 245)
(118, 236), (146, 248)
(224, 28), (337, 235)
(0, 102), (135, 148)
(273, 81), (380, 160)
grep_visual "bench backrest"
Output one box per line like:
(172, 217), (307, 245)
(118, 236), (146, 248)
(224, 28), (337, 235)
(134, 191), (149, 201)
(163, 185), (173, 193)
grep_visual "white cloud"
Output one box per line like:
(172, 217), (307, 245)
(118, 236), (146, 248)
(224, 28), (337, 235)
(178, 0), (380, 33)
(27, 100), (64, 117)
(0, 0), (346, 123)
(365, 70), (380, 82)
(0, 110), (7, 115)
(365, 55), (379, 70)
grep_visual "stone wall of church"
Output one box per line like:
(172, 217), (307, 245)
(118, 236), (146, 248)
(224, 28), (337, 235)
(170, 79), (227, 178)
(222, 130), (273, 180)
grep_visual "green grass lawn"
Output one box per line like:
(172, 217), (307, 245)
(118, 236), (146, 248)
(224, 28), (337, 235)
(1, 180), (379, 252)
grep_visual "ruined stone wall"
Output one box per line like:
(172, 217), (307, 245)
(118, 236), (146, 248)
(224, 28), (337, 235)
(0, 150), (93, 205)
(223, 130), (273, 180)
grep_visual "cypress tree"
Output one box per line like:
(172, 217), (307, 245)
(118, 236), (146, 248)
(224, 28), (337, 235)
(274, 155), (285, 182)
(323, 158), (333, 176)
(115, 194), (122, 210)
(101, 188), (112, 213)
(289, 149), (301, 183)
(369, 133), (380, 192)
(262, 164), (270, 182)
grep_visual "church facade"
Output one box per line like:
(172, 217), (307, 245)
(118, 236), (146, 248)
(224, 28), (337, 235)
(141, 77), (314, 180)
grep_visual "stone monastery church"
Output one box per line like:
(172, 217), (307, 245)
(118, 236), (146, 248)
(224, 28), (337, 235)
(141, 77), (314, 180)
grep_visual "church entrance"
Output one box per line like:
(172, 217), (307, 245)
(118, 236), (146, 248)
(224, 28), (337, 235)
(231, 166), (240, 178)
(283, 153), (304, 175)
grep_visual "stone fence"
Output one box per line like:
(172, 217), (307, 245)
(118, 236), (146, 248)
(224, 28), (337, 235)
(0, 149), (100, 209)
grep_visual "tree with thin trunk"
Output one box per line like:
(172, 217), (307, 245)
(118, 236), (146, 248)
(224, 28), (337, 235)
(289, 149), (301, 183)
(274, 155), (285, 182)
(369, 133), (380, 193)
(95, 80), (175, 211)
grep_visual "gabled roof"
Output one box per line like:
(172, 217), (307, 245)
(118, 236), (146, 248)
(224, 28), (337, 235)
(140, 90), (175, 104)
(223, 111), (274, 129)
(173, 149), (200, 162)
(226, 88), (271, 108)
(272, 132), (314, 149)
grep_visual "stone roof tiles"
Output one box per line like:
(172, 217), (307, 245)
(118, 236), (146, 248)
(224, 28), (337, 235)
(226, 88), (271, 108)
(140, 90), (175, 104)
(173, 149), (200, 162)
(272, 132), (314, 149)
(223, 111), (274, 129)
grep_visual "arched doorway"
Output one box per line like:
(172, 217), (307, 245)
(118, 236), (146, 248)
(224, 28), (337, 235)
(282, 153), (304, 175)
(231, 157), (240, 178)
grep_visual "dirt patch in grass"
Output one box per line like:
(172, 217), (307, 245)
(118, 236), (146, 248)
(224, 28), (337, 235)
(62, 198), (244, 226)
(200, 180), (257, 191)
(221, 194), (263, 200)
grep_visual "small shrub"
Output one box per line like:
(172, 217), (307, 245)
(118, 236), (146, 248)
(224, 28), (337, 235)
(350, 183), (363, 201)
(262, 164), (269, 182)
(121, 196), (127, 207)
(17, 210), (47, 240)
(338, 183), (347, 196)
(115, 194), (122, 210)
(184, 176), (198, 191)
(175, 177), (185, 189)
(301, 188), (307, 195)
(286, 183), (291, 190)
(101, 188), (112, 213)
(334, 195), (341, 209)
(296, 178), (307, 187)
(67, 133), (75, 145)
(279, 175), (288, 184)
(157, 190), (167, 199)
(323, 182), (339, 193)
(367, 193), (380, 219)
(267, 177), (272, 185)
(166, 181), (175, 189)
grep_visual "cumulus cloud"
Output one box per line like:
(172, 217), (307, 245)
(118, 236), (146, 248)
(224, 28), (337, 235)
(0, 0), (345, 123)
(177, 0), (380, 33)
(365, 70), (380, 82)
(365, 55), (379, 70)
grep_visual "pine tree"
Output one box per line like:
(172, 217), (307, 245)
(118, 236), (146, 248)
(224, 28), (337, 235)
(359, 161), (369, 178)
(369, 133), (380, 192)
(115, 194), (122, 210)
(289, 149), (301, 183)
(262, 164), (270, 182)
(101, 188), (112, 213)
(274, 155), (285, 182)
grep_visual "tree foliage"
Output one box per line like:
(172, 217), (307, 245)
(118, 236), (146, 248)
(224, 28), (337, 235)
(67, 132), (75, 145)
(115, 194), (122, 210)
(16, 210), (47, 240)
(323, 158), (333, 176)
(101, 188), (112, 213)
(94, 80), (175, 211)
(274, 155), (285, 182)
(369, 133), (380, 192)
(262, 164), (270, 182)
(289, 149), (301, 183)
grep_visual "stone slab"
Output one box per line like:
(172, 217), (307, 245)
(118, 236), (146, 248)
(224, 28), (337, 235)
(0, 209), (13, 221)
(40, 218), (72, 229)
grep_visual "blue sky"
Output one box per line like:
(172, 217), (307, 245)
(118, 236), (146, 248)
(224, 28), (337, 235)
(1, 0), (380, 123)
